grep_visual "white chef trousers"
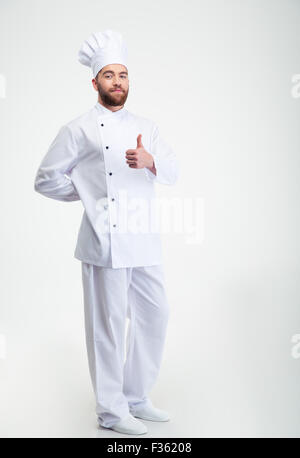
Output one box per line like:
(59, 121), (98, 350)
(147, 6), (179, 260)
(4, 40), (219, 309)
(81, 262), (170, 428)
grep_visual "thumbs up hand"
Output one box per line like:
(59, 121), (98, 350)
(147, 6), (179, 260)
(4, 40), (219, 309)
(125, 134), (155, 169)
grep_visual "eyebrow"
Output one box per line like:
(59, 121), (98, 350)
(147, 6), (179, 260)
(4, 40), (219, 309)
(102, 70), (128, 75)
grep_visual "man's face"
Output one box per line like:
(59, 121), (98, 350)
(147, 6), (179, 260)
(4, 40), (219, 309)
(92, 63), (129, 107)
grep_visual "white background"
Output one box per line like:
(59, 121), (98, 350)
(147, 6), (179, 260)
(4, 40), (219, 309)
(0, 0), (300, 437)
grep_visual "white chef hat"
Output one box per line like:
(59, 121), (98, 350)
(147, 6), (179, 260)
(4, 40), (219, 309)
(78, 29), (128, 78)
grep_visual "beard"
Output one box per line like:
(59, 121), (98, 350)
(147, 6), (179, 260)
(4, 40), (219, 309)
(96, 81), (129, 107)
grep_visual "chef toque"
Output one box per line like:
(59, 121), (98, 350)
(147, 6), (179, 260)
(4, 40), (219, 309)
(78, 29), (128, 78)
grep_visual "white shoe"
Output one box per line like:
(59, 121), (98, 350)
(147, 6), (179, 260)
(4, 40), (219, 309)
(103, 413), (148, 435)
(130, 404), (170, 422)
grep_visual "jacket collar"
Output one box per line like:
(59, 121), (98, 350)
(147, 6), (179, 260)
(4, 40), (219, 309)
(95, 101), (127, 119)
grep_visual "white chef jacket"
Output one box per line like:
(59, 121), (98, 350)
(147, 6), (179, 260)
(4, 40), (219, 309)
(34, 102), (179, 268)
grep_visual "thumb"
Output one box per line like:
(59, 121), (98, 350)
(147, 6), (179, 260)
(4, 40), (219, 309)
(136, 133), (143, 149)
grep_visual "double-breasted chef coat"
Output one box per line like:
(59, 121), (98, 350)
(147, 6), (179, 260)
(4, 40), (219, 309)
(34, 102), (179, 268)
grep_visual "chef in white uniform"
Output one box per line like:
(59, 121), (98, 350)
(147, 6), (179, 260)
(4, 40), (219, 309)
(34, 29), (179, 435)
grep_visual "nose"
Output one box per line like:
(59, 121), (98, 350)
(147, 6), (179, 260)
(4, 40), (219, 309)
(112, 76), (122, 85)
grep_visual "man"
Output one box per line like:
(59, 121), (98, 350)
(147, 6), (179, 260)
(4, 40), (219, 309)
(34, 29), (179, 435)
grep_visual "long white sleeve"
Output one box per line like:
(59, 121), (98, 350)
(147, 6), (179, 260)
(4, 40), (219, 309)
(144, 124), (179, 185)
(34, 124), (80, 201)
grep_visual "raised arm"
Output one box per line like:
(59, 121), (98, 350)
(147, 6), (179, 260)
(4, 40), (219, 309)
(34, 124), (80, 201)
(144, 124), (179, 185)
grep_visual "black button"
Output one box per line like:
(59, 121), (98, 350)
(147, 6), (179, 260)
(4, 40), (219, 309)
(113, 224), (116, 227)
(101, 123), (104, 126)
(109, 172), (112, 176)
(106, 146), (109, 149)
(111, 198), (115, 201)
